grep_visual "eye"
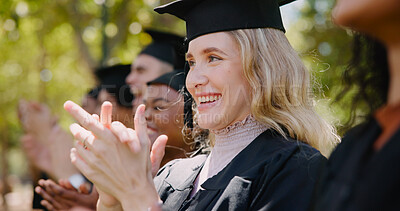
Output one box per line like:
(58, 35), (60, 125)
(187, 60), (196, 67)
(154, 106), (165, 111)
(136, 67), (146, 74)
(208, 55), (221, 63)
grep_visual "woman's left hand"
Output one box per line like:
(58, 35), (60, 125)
(64, 101), (166, 210)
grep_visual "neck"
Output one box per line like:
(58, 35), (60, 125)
(387, 42), (400, 106)
(211, 115), (269, 147)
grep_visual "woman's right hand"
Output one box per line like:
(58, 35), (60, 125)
(65, 101), (167, 210)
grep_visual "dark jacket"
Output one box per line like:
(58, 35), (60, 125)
(154, 130), (326, 211)
(313, 119), (400, 211)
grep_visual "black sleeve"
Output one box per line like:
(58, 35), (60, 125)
(251, 151), (327, 211)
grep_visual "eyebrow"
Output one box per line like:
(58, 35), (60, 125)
(152, 98), (170, 104)
(186, 52), (193, 60)
(186, 47), (228, 60)
(203, 47), (228, 56)
(136, 65), (146, 70)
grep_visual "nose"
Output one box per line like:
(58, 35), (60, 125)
(186, 66), (209, 90)
(144, 105), (152, 121)
(126, 71), (136, 85)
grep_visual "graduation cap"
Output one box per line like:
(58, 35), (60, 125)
(147, 69), (185, 92)
(155, 0), (296, 42)
(139, 29), (186, 69)
(95, 64), (134, 107)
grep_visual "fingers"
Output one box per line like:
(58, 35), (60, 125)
(35, 186), (64, 210)
(134, 104), (149, 148)
(59, 179), (76, 190)
(40, 199), (56, 211)
(42, 179), (71, 198)
(110, 122), (140, 153)
(69, 123), (95, 150)
(70, 147), (93, 178)
(30, 101), (42, 111)
(100, 101), (113, 129)
(64, 101), (109, 138)
(110, 121), (129, 142)
(92, 114), (100, 122)
(126, 128), (140, 153)
(78, 182), (91, 194)
(150, 135), (168, 177)
(36, 180), (77, 210)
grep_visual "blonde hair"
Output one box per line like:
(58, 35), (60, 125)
(227, 28), (340, 157)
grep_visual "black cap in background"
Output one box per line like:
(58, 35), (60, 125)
(147, 69), (185, 92)
(155, 0), (296, 42)
(139, 29), (186, 69)
(95, 64), (134, 107)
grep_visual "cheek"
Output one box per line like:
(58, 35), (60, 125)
(185, 72), (195, 96)
(153, 112), (170, 128)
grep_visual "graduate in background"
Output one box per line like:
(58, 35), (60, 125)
(312, 0), (400, 210)
(126, 29), (185, 111)
(145, 70), (203, 167)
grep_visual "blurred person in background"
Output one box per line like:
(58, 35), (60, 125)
(35, 70), (198, 211)
(94, 64), (135, 128)
(20, 64), (133, 210)
(144, 70), (192, 166)
(18, 98), (87, 210)
(126, 29), (185, 111)
(312, 0), (400, 210)
(35, 28), (188, 209)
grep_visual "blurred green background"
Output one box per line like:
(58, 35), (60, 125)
(0, 0), (357, 209)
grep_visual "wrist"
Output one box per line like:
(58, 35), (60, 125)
(119, 185), (160, 211)
(97, 199), (122, 211)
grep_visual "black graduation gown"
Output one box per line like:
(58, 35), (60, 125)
(154, 130), (326, 211)
(312, 119), (400, 211)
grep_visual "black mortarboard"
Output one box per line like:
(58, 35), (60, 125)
(147, 69), (185, 92)
(139, 29), (186, 69)
(155, 0), (296, 42)
(95, 64), (134, 107)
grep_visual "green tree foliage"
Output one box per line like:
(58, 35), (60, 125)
(0, 0), (185, 201)
(286, 0), (357, 134)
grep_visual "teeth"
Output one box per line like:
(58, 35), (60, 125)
(198, 95), (221, 103)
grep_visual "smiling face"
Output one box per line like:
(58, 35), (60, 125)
(126, 54), (173, 97)
(186, 32), (251, 130)
(333, 0), (400, 38)
(143, 84), (185, 146)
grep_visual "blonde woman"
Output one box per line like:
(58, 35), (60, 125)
(63, 0), (339, 210)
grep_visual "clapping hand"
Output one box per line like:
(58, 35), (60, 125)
(64, 101), (167, 210)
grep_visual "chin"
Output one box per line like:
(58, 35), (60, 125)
(197, 113), (227, 130)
